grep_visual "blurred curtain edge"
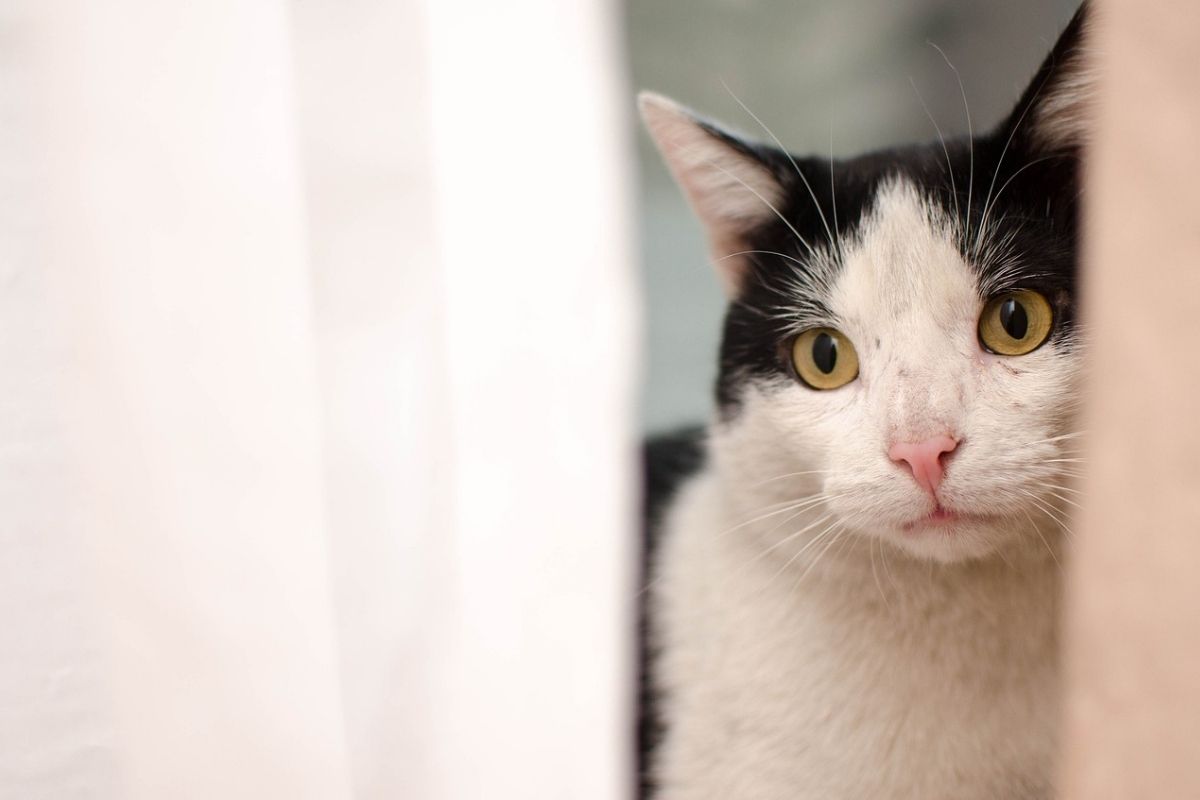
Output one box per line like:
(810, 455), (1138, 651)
(4, 0), (636, 798)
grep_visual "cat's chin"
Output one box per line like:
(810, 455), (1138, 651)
(901, 504), (963, 529)
(884, 511), (1011, 563)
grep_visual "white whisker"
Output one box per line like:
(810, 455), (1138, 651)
(829, 123), (840, 248)
(910, 76), (960, 228)
(718, 249), (808, 269)
(752, 513), (838, 566)
(929, 42), (973, 246)
(702, 156), (819, 260)
(722, 80), (837, 252)
(1019, 505), (1062, 571)
(717, 493), (840, 539)
(789, 521), (852, 593)
(972, 63), (1057, 258)
(752, 468), (838, 486)
(870, 537), (891, 608)
(764, 516), (846, 588)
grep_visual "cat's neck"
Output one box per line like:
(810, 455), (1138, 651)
(662, 465), (1062, 662)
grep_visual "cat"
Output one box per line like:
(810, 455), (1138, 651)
(638, 4), (1091, 798)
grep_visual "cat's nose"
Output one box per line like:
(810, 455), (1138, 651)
(888, 435), (958, 496)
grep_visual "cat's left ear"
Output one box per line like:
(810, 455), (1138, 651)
(1003, 1), (1096, 153)
(638, 92), (788, 297)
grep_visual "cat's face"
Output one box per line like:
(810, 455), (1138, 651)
(642, 4), (1090, 562)
(716, 175), (1082, 563)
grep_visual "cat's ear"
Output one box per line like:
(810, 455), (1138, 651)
(1004, 2), (1096, 153)
(639, 92), (785, 296)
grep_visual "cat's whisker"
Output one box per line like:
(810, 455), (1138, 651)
(909, 76), (961, 228)
(721, 80), (838, 252)
(829, 123), (840, 254)
(878, 536), (899, 591)
(774, 525), (842, 590)
(752, 468), (839, 486)
(701, 155), (819, 259)
(869, 536), (883, 598)
(733, 495), (814, 514)
(718, 249), (808, 269)
(713, 498), (813, 538)
(722, 515), (833, 595)
(976, 156), (1063, 257)
(747, 512), (838, 570)
(1019, 505), (1063, 571)
(1045, 502), (1078, 536)
(870, 537), (892, 608)
(972, 60), (1058, 258)
(717, 493), (840, 538)
(993, 539), (1017, 571)
(1018, 489), (1078, 546)
(1044, 490), (1083, 511)
(757, 497), (840, 542)
(929, 42), (973, 247)
(763, 515), (847, 589)
(788, 520), (853, 594)
(832, 527), (857, 562)
(1046, 434), (1094, 448)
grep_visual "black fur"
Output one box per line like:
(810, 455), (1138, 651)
(638, 427), (706, 797)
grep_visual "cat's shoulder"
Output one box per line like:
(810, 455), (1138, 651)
(639, 424), (707, 797)
(643, 425), (708, 541)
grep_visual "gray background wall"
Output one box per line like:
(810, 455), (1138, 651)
(628, 0), (1080, 432)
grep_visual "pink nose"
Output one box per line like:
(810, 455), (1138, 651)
(888, 435), (958, 496)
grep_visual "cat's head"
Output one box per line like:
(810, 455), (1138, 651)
(641, 4), (1092, 563)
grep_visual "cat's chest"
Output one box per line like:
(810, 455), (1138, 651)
(649, 471), (1060, 800)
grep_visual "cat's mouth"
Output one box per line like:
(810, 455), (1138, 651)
(902, 504), (990, 532)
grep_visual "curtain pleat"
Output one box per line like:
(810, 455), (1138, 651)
(3, 0), (634, 798)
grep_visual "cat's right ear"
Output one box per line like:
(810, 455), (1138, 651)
(638, 92), (785, 297)
(1002, 2), (1095, 154)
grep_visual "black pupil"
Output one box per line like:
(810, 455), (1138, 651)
(999, 298), (1029, 340)
(812, 333), (838, 374)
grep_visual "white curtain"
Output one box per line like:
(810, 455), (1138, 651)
(1, 1), (636, 798)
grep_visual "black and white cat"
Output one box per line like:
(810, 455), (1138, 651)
(638, 4), (1091, 798)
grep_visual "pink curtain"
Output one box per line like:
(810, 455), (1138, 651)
(1065, 0), (1200, 796)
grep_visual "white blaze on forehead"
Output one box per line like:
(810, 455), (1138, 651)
(832, 178), (977, 341)
(829, 178), (981, 439)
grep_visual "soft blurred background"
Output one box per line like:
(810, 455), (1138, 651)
(630, 0), (1079, 431)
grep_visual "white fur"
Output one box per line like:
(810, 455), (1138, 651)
(650, 180), (1078, 798)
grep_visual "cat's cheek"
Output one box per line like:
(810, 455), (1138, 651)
(976, 351), (996, 370)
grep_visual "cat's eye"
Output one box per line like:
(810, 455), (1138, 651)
(791, 328), (859, 390)
(978, 289), (1054, 355)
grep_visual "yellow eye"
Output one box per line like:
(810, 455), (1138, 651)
(978, 289), (1054, 355)
(791, 328), (859, 390)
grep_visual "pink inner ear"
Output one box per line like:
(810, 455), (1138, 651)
(638, 92), (784, 297)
